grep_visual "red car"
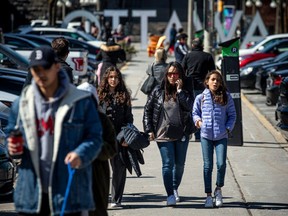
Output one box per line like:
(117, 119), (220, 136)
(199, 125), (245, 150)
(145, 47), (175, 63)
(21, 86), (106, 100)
(239, 39), (288, 68)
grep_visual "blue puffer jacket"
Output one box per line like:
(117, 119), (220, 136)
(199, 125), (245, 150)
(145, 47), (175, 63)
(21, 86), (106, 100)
(192, 88), (236, 141)
(6, 85), (103, 215)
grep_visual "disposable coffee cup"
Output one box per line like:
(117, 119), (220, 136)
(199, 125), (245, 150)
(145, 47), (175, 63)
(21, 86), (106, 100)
(10, 129), (23, 159)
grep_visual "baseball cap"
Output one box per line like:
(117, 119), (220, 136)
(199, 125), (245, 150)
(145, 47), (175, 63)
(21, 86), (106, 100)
(29, 46), (59, 69)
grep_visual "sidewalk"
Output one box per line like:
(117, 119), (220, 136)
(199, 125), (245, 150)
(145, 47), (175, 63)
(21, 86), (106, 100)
(107, 47), (288, 216)
(1, 47), (287, 216)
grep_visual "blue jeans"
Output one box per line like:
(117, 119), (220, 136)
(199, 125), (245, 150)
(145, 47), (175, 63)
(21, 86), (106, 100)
(201, 137), (227, 193)
(157, 136), (189, 196)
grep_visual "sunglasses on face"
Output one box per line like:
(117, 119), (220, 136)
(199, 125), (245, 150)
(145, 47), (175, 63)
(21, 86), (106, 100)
(167, 72), (179, 77)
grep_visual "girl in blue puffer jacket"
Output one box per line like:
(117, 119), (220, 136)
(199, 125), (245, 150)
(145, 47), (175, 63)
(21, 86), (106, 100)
(192, 70), (236, 208)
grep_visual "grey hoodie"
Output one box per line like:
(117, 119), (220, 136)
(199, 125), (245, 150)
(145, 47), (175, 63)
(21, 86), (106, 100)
(32, 70), (69, 193)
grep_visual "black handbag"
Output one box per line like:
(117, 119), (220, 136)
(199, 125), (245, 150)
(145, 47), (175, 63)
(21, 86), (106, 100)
(141, 63), (158, 95)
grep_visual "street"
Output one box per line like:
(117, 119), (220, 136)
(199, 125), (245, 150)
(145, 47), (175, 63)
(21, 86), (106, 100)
(0, 47), (288, 216)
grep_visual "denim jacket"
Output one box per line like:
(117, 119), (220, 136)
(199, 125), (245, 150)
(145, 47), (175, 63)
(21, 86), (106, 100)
(6, 85), (103, 215)
(192, 88), (236, 141)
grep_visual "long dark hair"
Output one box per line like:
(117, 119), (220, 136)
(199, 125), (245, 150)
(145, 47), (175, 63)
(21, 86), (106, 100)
(204, 70), (228, 105)
(97, 66), (131, 106)
(161, 61), (185, 101)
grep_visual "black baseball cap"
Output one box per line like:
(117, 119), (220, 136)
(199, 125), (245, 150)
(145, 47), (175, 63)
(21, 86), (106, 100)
(29, 46), (59, 69)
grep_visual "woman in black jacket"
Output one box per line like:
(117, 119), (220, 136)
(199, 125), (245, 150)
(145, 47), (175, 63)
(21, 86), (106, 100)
(98, 66), (133, 208)
(96, 37), (126, 83)
(143, 61), (194, 206)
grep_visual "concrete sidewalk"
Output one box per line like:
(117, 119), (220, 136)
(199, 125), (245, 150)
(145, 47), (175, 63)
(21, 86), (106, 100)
(1, 47), (287, 216)
(107, 48), (288, 216)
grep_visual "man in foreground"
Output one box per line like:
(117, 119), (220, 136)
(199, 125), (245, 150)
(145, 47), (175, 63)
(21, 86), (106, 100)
(6, 46), (103, 215)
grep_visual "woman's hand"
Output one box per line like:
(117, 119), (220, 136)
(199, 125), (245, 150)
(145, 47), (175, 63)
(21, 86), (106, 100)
(196, 119), (202, 129)
(175, 79), (183, 91)
(148, 132), (155, 141)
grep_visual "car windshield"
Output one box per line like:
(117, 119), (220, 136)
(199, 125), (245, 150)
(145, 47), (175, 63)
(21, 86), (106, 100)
(249, 38), (265, 49)
(77, 31), (97, 41)
(274, 51), (288, 62)
(261, 40), (288, 53)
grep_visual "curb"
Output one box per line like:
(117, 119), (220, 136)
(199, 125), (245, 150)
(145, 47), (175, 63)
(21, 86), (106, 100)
(241, 92), (288, 150)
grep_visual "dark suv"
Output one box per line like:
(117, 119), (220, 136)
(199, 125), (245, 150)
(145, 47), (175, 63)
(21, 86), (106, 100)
(275, 76), (288, 140)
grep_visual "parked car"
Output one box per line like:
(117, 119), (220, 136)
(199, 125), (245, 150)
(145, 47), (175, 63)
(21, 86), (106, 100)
(3, 34), (40, 49)
(240, 33), (288, 56)
(0, 68), (26, 115)
(16, 27), (105, 48)
(255, 61), (288, 95)
(240, 51), (288, 89)
(275, 76), (288, 140)
(0, 132), (16, 198)
(0, 44), (29, 71)
(11, 33), (52, 46)
(239, 39), (288, 68)
(266, 69), (288, 106)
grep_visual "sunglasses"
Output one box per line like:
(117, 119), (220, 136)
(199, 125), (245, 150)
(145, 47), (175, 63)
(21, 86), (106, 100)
(167, 72), (179, 77)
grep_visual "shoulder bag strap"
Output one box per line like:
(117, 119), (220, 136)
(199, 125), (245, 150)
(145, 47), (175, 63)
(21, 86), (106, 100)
(151, 62), (154, 76)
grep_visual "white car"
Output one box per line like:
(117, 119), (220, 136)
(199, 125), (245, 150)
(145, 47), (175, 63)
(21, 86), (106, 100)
(239, 33), (288, 56)
(17, 27), (105, 48)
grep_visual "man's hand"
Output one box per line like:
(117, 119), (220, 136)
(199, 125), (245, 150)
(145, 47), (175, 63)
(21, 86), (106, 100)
(65, 152), (82, 169)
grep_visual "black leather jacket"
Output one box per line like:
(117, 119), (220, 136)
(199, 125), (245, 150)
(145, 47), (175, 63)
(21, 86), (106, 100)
(143, 85), (193, 136)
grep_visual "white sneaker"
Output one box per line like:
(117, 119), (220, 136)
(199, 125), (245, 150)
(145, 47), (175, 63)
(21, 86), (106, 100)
(166, 195), (176, 206)
(173, 190), (180, 202)
(110, 203), (122, 208)
(214, 189), (223, 207)
(204, 196), (213, 208)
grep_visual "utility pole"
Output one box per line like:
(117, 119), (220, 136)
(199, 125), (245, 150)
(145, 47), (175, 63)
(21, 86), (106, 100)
(187, 0), (194, 48)
(203, 0), (214, 54)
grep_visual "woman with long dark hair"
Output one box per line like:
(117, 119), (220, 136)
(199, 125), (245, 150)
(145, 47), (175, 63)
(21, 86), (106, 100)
(98, 66), (133, 208)
(143, 61), (194, 206)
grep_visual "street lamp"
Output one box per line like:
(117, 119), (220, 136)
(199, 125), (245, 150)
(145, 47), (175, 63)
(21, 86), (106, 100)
(57, 0), (72, 20)
(245, 0), (262, 7)
(245, 0), (262, 16)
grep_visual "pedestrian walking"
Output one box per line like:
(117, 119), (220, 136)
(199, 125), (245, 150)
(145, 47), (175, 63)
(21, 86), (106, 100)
(23, 37), (74, 87)
(143, 61), (194, 206)
(97, 66), (134, 208)
(174, 33), (189, 63)
(167, 23), (177, 55)
(77, 82), (118, 216)
(6, 46), (103, 215)
(90, 22), (99, 39)
(77, 21), (86, 32)
(51, 37), (74, 83)
(96, 37), (126, 84)
(145, 47), (168, 89)
(182, 37), (216, 141)
(192, 70), (236, 208)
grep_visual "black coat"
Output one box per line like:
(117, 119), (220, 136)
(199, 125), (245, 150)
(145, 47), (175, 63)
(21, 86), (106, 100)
(182, 48), (215, 91)
(96, 44), (126, 80)
(143, 86), (194, 136)
(59, 58), (73, 84)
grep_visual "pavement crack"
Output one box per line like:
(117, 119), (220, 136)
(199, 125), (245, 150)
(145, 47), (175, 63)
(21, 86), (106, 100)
(227, 157), (253, 216)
